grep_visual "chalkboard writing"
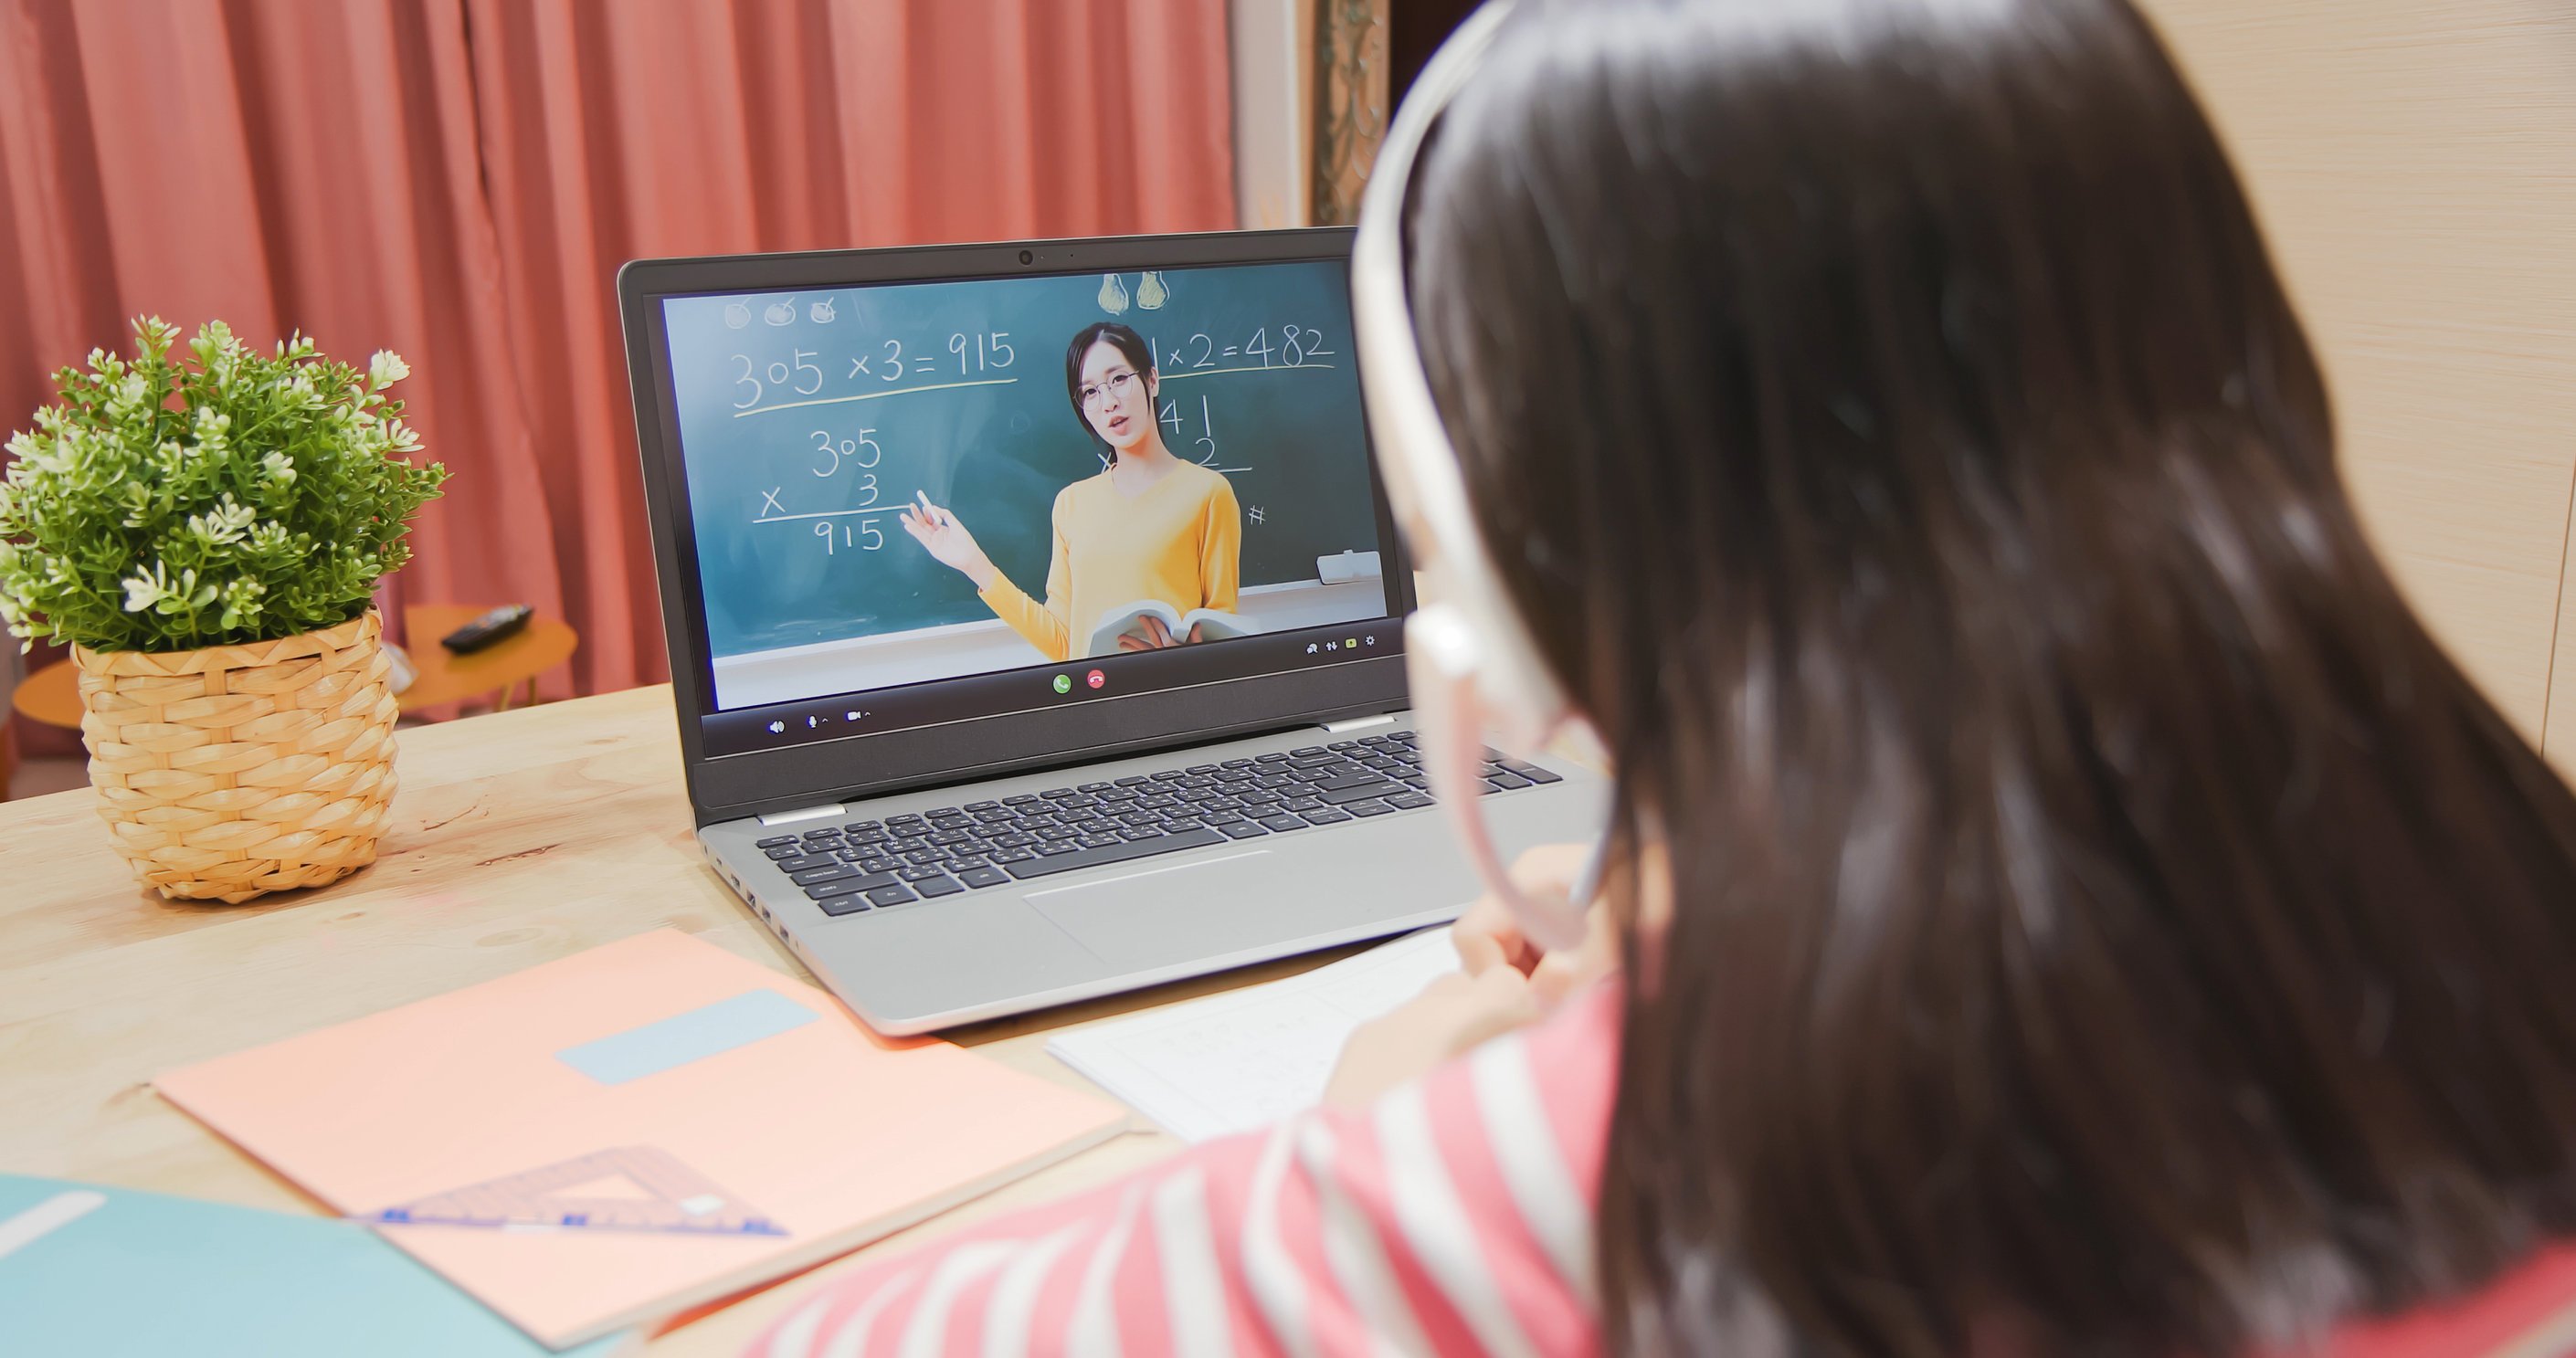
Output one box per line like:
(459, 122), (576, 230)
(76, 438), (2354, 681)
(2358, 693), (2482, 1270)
(663, 261), (1385, 658)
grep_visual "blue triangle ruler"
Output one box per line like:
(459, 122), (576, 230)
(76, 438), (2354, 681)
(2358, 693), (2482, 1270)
(361, 1146), (787, 1237)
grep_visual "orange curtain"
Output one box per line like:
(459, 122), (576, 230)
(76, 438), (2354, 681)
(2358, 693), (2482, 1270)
(0, 0), (1237, 721)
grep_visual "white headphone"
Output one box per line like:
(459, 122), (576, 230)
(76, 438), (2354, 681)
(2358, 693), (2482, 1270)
(1352, 0), (1600, 952)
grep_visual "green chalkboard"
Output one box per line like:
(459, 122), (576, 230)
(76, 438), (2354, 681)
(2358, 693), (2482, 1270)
(663, 260), (1385, 658)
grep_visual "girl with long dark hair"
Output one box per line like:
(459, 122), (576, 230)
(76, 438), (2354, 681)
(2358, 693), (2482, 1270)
(757, 1), (2576, 1353)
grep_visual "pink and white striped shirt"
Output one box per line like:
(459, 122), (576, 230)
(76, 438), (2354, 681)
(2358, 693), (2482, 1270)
(744, 975), (2576, 1358)
(747, 983), (1622, 1358)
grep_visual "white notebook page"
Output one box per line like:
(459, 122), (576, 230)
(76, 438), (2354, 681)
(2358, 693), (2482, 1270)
(1046, 928), (1462, 1142)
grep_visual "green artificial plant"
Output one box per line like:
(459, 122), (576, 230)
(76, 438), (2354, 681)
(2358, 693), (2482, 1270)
(0, 318), (449, 653)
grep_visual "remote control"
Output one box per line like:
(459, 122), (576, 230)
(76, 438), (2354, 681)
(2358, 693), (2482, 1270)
(439, 605), (533, 654)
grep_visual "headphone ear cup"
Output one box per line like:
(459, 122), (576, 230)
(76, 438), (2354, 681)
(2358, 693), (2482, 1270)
(1414, 657), (1592, 954)
(1405, 603), (1483, 682)
(1409, 595), (1566, 757)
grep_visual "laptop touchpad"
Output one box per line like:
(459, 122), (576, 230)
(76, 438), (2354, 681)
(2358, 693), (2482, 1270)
(1023, 847), (1326, 971)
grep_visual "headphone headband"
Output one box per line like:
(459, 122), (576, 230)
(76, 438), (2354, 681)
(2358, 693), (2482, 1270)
(1350, 0), (1568, 749)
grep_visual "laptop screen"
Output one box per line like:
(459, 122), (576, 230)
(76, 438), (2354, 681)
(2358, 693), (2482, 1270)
(655, 258), (1401, 758)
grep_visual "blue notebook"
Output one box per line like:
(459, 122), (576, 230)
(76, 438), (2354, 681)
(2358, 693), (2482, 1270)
(0, 1175), (635, 1356)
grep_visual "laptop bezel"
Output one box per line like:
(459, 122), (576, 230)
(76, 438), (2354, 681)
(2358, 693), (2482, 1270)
(617, 228), (1416, 828)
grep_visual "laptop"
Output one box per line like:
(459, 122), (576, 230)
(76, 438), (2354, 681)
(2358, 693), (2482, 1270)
(617, 228), (1602, 1034)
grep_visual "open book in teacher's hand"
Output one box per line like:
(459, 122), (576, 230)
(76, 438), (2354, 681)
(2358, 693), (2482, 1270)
(1084, 600), (1257, 658)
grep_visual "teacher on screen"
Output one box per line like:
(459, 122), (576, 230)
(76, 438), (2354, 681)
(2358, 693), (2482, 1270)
(900, 321), (1243, 663)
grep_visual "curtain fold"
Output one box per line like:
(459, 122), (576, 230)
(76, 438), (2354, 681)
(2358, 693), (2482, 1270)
(0, 0), (1237, 732)
(1312, 0), (1388, 226)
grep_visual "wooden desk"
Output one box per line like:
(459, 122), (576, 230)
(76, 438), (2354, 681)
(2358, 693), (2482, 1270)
(0, 684), (1355, 1353)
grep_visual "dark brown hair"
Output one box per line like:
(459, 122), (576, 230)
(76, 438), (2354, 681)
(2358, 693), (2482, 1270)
(1401, 1), (2576, 1353)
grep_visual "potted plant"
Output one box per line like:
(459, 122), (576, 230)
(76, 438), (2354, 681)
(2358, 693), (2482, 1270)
(0, 318), (449, 903)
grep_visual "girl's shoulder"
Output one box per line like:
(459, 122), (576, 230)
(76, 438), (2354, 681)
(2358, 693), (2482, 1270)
(2302, 1244), (2576, 1357)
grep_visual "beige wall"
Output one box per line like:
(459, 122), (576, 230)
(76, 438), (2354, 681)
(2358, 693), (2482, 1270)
(1230, 0), (1316, 229)
(2138, 1), (2576, 763)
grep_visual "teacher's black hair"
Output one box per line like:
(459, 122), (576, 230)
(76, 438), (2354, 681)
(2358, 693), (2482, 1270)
(1402, 0), (2576, 1354)
(1063, 321), (1156, 459)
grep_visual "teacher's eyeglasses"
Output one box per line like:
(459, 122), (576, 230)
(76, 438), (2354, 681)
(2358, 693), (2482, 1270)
(1079, 370), (1144, 409)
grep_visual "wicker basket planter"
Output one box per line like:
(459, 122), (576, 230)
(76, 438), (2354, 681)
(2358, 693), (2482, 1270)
(72, 608), (399, 904)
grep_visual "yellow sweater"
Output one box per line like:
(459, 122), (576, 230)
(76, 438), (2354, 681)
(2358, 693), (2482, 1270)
(978, 459), (1242, 662)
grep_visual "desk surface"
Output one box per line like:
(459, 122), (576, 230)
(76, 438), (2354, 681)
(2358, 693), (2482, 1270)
(0, 684), (1362, 1353)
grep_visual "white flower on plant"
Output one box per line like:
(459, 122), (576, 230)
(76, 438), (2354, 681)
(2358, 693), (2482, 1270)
(23, 435), (70, 478)
(367, 350), (410, 390)
(121, 563), (169, 614)
(194, 407), (231, 455)
(120, 563), (214, 616)
(106, 374), (148, 419)
(194, 321), (238, 374)
(186, 498), (259, 546)
(261, 450), (296, 485)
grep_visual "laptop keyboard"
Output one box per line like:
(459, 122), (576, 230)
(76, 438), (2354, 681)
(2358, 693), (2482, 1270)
(750, 730), (1562, 918)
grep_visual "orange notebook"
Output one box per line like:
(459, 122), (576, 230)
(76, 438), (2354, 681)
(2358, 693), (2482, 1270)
(155, 929), (1126, 1349)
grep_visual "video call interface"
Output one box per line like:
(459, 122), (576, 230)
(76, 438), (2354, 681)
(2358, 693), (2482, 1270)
(659, 258), (1398, 755)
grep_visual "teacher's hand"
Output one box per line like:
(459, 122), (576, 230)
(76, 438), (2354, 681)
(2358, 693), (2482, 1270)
(900, 492), (999, 591)
(1114, 617), (1211, 651)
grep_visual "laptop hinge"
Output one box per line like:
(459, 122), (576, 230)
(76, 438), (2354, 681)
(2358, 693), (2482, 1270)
(756, 802), (848, 828)
(1319, 713), (1399, 734)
